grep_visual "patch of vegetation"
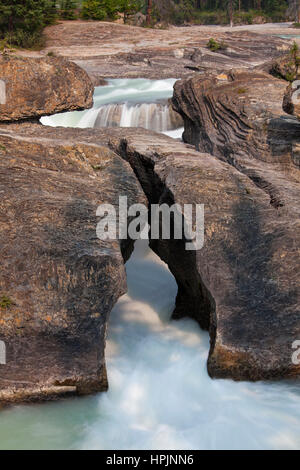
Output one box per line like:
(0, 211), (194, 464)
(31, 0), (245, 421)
(286, 41), (300, 82)
(59, 0), (78, 20)
(0, 1), (57, 49)
(292, 22), (300, 28)
(270, 42), (300, 82)
(81, 0), (117, 20)
(92, 164), (103, 171)
(190, 10), (228, 25)
(0, 295), (14, 310)
(148, 1), (287, 26)
(207, 38), (227, 52)
(0, 144), (6, 152)
(0, 39), (10, 56)
(81, 0), (142, 23)
(237, 87), (247, 94)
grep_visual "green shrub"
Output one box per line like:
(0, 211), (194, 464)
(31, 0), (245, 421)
(119, 0), (142, 24)
(6, 30), (46, 49)
(271, 42), (300, 82)
(207, 38), (227, 52)
(0, 295), (13, 310)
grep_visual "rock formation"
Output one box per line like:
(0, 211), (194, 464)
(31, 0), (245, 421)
(0, 56), (147, 403)
(0, 55), (93, 121)
(0, 50), (299, 403)
(172, 70), (300, 205)
(283, 81), (300, 121)
(2, 123), (299, 383)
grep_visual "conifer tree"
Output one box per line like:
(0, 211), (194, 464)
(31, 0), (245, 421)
(0, 0), (57, 48)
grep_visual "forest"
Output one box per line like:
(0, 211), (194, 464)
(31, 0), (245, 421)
(0, 0), (295, 49)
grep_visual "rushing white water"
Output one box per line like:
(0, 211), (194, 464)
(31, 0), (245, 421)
(41, 78), (183, 136)
(0, 239), (299, 450)
(1, 79), (298, 450)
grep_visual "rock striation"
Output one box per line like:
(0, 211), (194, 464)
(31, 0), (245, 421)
(39, 21), (291, 81)
(172, 70), (300, 207)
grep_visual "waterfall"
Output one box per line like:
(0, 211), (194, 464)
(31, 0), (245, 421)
(93, 102), (177, 132)
(40, 78), (183, 137)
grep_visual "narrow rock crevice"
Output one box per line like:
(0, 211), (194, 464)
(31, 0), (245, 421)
(116, 138), (216, 332)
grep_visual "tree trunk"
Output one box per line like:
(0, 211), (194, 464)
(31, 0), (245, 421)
(147, 0), (153, 26)
(228, 0), (233, 27)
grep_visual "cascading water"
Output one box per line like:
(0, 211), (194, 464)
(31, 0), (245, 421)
(41, 78), (184, 137)
(1, 79), (299, 450)
(94, 102), (175, 133)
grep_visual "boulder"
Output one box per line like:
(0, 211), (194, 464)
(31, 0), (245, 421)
(0, 56), (94, 122)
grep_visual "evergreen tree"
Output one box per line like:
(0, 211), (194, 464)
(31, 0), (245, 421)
(81, 0), (119, 20)
(119, 0), (142, 23)
(60, 0), (78, 20)
(0, 0), (58, 48)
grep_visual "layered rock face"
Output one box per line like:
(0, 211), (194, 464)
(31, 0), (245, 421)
(0, 56), (93, 121)
(283, 81), (300, 121)
(173, 70), (300, 205)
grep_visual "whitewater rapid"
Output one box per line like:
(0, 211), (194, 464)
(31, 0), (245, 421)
(1, 79), (299, 450)
(41, 78), (184, 137)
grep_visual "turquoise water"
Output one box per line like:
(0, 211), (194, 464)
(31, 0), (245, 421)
(277, 34), (300, 39)
(0, 240), (300, 450)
